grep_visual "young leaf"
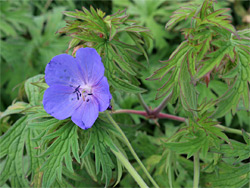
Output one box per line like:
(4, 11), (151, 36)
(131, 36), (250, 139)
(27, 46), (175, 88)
(165, 4), (197, 30)
(61, 7), (151, 93)
(195, 43), (234, 79)
(213, 48), (250, 118)
(147, 41), (190, 100)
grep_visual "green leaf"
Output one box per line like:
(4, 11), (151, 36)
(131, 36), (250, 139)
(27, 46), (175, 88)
(109, 23), (117, 41)
(190, 114), (229, 144)
(28, 118), (61, 130)
(179, 61), (197, 116)
(0, 20), (17, 37)
(0, 102), (28, 119)
(152, 42), (190, 100)
(242, 129), (250, 145)
(204, 163), (250, 188)
(25, 74), (45, 106)
(108, 44), (137, 76)
(165, 130), (207, 158)
(31, 82), (48, 90)
(40, 122), (79, 187)
(81, 120), (122, 186)
(26, 129), (45, 184)
(147, 41), (189, 81)
(165, 4), (197, 30)
(83, 154), (97, 182)
(211, 140), (250, 164)
(81, 133), (94, 159)
(108, 75), (146, 94)
(0, 117), (29, 187)
(195, 43), (234, 79)
(94, 135), (114, 186)
(213, 48), (250, 118)
(200, 8), (237, 35)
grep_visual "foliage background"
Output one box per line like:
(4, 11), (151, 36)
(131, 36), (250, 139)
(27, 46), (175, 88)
(0, 0), (249, 187)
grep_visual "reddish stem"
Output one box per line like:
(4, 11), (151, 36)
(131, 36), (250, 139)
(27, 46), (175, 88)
(157, 113), (186, 122)
(112, 109), (186, 122)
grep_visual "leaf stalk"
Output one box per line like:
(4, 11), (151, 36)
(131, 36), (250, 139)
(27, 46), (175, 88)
(193, 151), (200, 188)
(111, 146), (149, 188)
(215, 124), (250, 137)
(105, 111), (160, 188)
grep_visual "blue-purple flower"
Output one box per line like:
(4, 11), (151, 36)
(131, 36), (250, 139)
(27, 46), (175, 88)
(43, 47), (111, 129)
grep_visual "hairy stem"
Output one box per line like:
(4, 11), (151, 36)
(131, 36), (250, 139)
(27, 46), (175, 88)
(193, 151), (200, 188)
(137, 94), (151, 115)
(111, 147), (148, 188)
(105, 111), (160, 188)
(112, 109), (186, 122)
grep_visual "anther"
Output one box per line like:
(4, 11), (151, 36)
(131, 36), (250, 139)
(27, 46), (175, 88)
(73, 85), (80, 93)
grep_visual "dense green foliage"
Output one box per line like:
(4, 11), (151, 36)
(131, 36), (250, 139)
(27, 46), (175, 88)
(1, 0), (250, 187)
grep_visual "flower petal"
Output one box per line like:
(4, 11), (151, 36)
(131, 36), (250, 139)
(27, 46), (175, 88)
(92, 77), (111, 112)
(71, 97), (99, 129)
(75, 47), (104, 86)
(43, 85), (82, 120)
(45, 54), (83, 87)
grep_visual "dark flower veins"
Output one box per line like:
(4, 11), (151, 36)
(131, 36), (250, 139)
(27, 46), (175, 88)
(43, 47), (112, 130)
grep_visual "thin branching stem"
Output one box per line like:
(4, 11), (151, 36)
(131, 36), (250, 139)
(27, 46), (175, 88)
(193, 151), (200, 188)
(105, 111), (160, 188)
(112, 109), (186, 122)
(153, 92), (173, 115)
(137, 94), (151, 115)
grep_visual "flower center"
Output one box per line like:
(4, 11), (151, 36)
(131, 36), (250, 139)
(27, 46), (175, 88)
(73, 85), (92, 102)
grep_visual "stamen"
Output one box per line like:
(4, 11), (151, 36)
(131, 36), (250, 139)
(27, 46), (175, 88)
(73, 85), (81, 93)
(73, 85), (81, 100)
(73, 86), (93, 102)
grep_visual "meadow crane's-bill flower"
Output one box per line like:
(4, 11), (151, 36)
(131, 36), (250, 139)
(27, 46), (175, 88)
(43, 47), (112, 129)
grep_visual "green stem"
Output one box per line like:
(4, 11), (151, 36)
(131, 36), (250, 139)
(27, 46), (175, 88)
(167, 152), (173, 188)
(215, 124), (250, 136)
(193, 151), (200, 188)
(105, 111), (160, 188)
(137, 94), (151, 115)
(111, 147), (148, 188)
